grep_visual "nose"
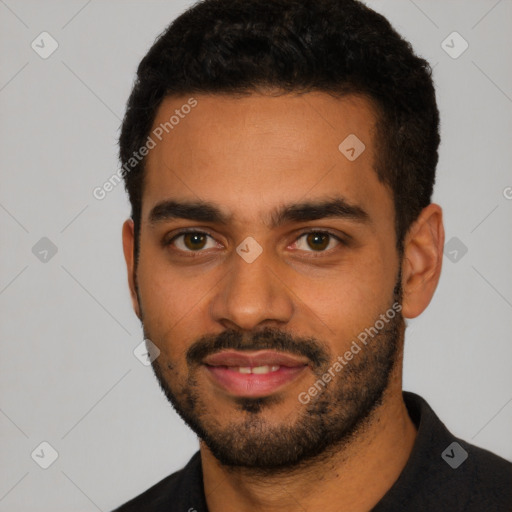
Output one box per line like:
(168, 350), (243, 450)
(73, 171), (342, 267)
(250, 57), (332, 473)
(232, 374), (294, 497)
(209, 245), (295, 331)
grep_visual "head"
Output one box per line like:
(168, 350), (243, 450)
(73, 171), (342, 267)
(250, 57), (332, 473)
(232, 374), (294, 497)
(120, 0), (444, 471)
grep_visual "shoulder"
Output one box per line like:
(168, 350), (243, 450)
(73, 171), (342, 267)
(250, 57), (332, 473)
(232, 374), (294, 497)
(374, 392), (512, 512)
(454, 438), (512, 510)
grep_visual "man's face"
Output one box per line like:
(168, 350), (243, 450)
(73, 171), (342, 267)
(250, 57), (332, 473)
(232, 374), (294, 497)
(128, 92), (404, 470)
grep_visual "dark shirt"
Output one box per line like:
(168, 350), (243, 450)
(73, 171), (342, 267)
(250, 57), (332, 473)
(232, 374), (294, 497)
(113, 392), (512, 511)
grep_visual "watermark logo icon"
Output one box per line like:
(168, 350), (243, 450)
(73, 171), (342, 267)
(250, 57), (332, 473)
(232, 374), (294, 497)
(236, 237), (263, 263)
(32, 237), (58, 263)
(444, 236), (468, 263)
(441, 32), (468, 59)
(31, 441), (59, 469)
(339, 134), (366, 161)
(442, 442), (468, 469)
(134, 339), (160, 366)
(31, 32), (59, 59)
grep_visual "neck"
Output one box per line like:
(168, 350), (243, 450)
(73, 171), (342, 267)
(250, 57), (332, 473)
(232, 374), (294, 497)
(201, 365), (416, 512)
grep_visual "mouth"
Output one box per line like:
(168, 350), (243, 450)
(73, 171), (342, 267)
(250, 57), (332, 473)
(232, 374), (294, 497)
(202, 350), (310, 398)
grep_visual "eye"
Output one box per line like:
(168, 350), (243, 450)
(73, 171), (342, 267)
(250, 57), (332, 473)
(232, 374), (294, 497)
(291, 231), (343, 253)
(167, 231), (219, 252)
(165, 229), (345, 256)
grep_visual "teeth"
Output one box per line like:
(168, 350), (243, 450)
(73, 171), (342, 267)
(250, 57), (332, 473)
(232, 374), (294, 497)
(252, 365), (272, 374)
(231, 365), (280, 374)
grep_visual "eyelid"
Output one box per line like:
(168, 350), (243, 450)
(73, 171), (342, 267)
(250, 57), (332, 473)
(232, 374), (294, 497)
(164, 228), (348, 254)
(164, 227), (215, 244)
(290, 229), (347, 257)
(164, 228), (220, 253)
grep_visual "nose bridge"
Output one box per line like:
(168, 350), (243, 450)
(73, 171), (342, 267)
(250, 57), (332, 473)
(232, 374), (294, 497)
(210, 245), (294, 330)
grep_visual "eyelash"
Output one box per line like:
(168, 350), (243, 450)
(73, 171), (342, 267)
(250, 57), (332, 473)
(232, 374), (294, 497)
(164, 228), (347, 257)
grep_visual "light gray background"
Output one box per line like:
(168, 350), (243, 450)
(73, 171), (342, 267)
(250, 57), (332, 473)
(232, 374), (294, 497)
(1, 0), (511, 510)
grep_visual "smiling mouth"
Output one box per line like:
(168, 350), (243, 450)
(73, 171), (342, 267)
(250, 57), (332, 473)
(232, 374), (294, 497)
(202, 350), (310, 398)
(210, 364), (281, 374)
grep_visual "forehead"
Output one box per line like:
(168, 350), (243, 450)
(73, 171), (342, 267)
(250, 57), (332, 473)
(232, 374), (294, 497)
(142, 92), (393, 229)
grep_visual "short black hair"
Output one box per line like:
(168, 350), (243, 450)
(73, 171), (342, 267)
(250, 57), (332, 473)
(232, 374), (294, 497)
(119, 0), (440, 260)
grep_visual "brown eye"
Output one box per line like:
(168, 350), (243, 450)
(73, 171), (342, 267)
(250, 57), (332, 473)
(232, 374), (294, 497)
(294, 231), (342, 253)
(182, 233), (208, 250)
(306, 232), (330, 251)
(169, 231), (216, 252)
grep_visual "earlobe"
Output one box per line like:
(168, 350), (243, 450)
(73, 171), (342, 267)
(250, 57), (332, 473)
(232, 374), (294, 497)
(400, 203), (445, 319)
(122, 218), (141, 319)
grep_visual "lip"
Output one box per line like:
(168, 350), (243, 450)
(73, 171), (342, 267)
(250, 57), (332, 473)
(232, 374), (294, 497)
(202, 350), (309, 398)
(203, 350), (309, 368)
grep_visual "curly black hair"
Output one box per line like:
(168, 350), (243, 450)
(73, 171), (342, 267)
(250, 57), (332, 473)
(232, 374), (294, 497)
(119, 0), (440, 259)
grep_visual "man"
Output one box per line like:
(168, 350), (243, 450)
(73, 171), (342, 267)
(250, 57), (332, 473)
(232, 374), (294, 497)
(114, 0), (512, 510)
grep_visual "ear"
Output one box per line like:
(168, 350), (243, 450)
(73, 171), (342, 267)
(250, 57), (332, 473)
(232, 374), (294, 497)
(400, 203), (444, 319)
(122, 218), (141, 320)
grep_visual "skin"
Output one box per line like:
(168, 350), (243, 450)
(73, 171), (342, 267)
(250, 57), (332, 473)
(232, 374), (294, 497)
(122, 91), (444, 511)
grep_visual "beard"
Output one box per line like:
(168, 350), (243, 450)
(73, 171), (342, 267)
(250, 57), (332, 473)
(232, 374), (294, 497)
(138, 275), (404, 474)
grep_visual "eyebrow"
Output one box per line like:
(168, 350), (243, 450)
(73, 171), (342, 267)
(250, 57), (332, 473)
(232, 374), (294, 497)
(147, 196), (370, 229)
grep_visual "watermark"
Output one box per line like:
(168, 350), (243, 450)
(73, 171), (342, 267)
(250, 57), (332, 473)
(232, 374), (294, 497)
(298, 302), (402, 405)
(236, 236), (263, 263)
(443, 236), (468, 264)
(441, 31), (469, 60)
(441, 441), (468, 469)
(92, 97), (198, 200)
(133, 338), (161, 366)
(31, 441), (59, 469)
(32, 237), (58, 263)
(31, 31), (59, 60)
(338, 133), (366, 161)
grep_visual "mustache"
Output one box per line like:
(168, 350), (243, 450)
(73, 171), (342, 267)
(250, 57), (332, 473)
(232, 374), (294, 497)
(186, 326), (330, 368)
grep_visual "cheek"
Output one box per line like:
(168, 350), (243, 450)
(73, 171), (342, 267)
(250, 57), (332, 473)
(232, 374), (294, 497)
(290, 249), (397, 342)
(138, 237), (192, 306)
(135, 249), (218, 358)
(136, 260), (186, 340)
